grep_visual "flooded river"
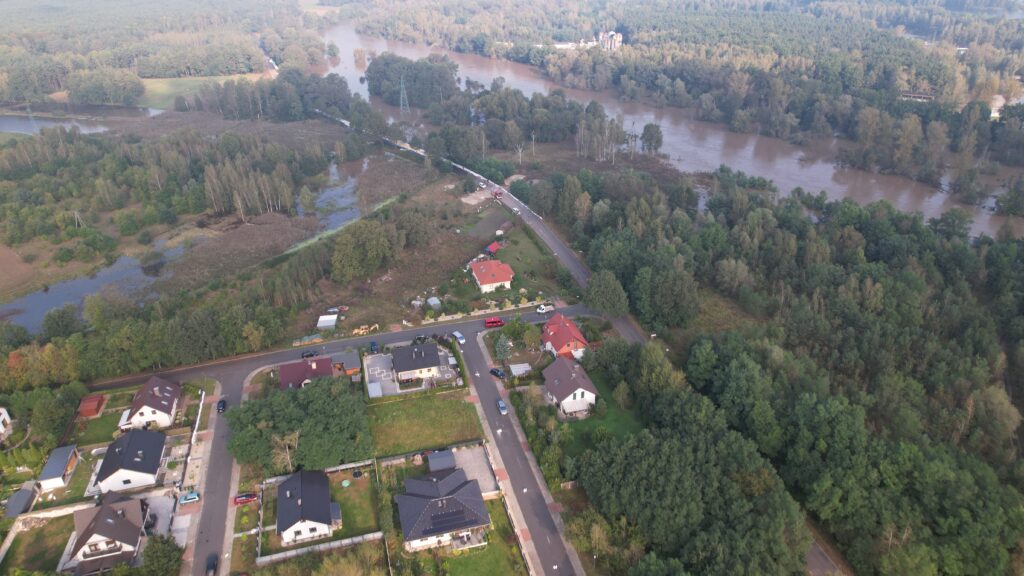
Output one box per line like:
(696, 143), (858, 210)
(323, 23), (1023, 237)
(0, 114), (108, 135)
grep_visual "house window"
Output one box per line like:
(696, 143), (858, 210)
(89, 543), (100, 552)
(309, 527), (318, 534)
(151, 410), (157, 415)
(293, 530), (301, 539)
(122, 479), (131, 485)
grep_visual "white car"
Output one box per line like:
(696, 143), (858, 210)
(536, 304), (553, 314)
(452, 331), (466, 345)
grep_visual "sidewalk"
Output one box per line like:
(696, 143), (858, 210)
(471, 332), (586, 576)
(177, 381), (221, 576)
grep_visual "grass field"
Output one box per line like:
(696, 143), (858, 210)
(73, 412), (121, 446)
(368, 391), (483, 456)
(446, 499), (526, 576)
(0, 515), (74, 574)
(499, 228), (563, 299)
(138, 74), (267, 109)
(0, 133), (29, 146)
(328, 469), (379, 538)
(663, 288), (757, 363)
(231, 533), (257, 574)
(234, 502), (258, 534)
(563, 371), (643, 458)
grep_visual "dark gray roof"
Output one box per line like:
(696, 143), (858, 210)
(40, 444), (77, 481)
(543, 357), (599, 403)
(392, 343), (441, 374)
(395, 468), (490, 542)
(72, 493), (144, 558)
(4, 488), (35, 518)
(428, 450), (456, 472)
(130, 376), (181, 416)
(96, 430), (165, 482)
(277, 470), (332, 533)
(335, 349), (360, 370)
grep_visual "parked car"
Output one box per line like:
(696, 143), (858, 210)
(497, 399), (509, 415)
(216, 399), (227, 414)
(178, 491), (201, 505)
(452, 331), (466, 345)
(490, 367), (507, 380)
(326, 305), (350, 313)
(233, 493), (258, 506)
(369, 341), (379, 354)
(536, 304), (554, 314)
(412, 334), (429, 344)
(484, 317), (505, 328)
(512, 207), (521, 216)
(206, 554), (218, 576)
(301, 350), (319, 359)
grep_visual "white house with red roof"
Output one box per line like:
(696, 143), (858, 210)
(541, 313), (588, 360)
(469, 260), (514, 293)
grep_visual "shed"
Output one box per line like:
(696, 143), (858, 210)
(485, 241), (502, 256)
(428, 450), (456, 472)
(426, 297), (442, 311)
(367, 381), (383, 399)
(4, 486), (35, 518)
(509, 363), (532, 377)
(78, 395), (105, 418)
(317, 315), (339, 330)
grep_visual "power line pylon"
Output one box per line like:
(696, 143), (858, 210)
(399, 74), (410, 117)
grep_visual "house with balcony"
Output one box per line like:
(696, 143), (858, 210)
(62, 493), (147, 575)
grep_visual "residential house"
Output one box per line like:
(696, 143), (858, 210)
(392, 343), (442, 382)
(62, 493), (147, 575)
(278, 358), (335, 390)
(395, 467), (490, 552)
(543, 357), (599, 415)
(39, 445), (81, 493)
(94, 430), (165, 494)
(277, 470), (340, 546)
(541, 313), (588, 360)
(119, 376), (181, 431)
(335, 349), (362, 376)
(469, 260), (514, 293)
(0, 407), (12, 440)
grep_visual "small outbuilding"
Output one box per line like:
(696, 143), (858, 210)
(38, 445), (80, 493)
(78, 395), (105, 419)
(317, 315), (339, 330)
(4, 485), (36, 518)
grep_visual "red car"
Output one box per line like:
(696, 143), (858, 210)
(484, 317), (505, 328)
(233, 493), (258, 506)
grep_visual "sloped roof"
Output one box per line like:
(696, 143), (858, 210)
(543, 357), (599, 403)
(542, 313), (587, 353)
(428, 450), (456, 472)
(39, 445), (77, 481)
(72, 493), (144, 558)
(278, 358), (334, 390)
(4, 488), (34, 518)
(469, 260), (514, 286)
(277, 470), (332, 533)
(486, 241), (502, 254)
(130, 376), (181, 417)
(395, 468), (490, 542)
(96, 430), (165, 482)
(392, 343), (441, 374)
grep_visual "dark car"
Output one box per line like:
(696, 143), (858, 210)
(206, 554), (218, 576)
(233, 492), (258, 506)
(489, 367), (507, 380)
(216, 399), (227, 413)
(412, 334), (429, 344)
(301, 350), (319, 359)
(369, 341), (379, 354)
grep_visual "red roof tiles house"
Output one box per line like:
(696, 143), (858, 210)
(278, 358), (335, 390)
(541, 313), (588, 359)
(469, 260), (514, 293)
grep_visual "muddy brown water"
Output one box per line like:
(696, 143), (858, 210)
(323, 23), (1024, 238)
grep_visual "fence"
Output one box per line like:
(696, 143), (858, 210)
(254, 532), (383, 566)
(260, 459), (374, 487)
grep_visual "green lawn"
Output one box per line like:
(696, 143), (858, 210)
(138, 74), (266, 109)
(368, 391), (483, 456)
(0, 515), (74, 574)
(499, 228), (562, 299)
(563, 370), (643, 458)
(446, 500), (526, 576)
(328, 469), (379, 538)
(34, 455), (93, 510)
(231, 533), (257, 574)
(73, 412), (122, 446)
(0, 133), (29, 146)
(234, 502), (259, 534)
(261, 486), (278, 527)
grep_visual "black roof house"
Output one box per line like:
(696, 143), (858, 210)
(95, 430), (165, 483)
(392, 343), (441, 374)
(277, 470), (335, 533)
(394, 468), (490, 542)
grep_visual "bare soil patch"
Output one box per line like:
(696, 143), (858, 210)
(354, 154), (432, 210)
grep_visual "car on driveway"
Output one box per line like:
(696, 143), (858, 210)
(301, 350), (319, 358)
(369, 341), (379, 354)
(178, 491), (200, 505)
(216, 399), (227, 413)
(536, 304), (554, 314)
(233, 493), (258, 506)
(497, 399), (509, 415)
(490, 367), (507, 380)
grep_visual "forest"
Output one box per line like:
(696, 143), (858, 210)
(0, 0), (328, 105)
(338, 0), (1024, 192)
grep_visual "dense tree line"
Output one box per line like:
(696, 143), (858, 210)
(513, 159), (1024, 572)
(227, 378), (372, 473)
(0, 128), (328, 262)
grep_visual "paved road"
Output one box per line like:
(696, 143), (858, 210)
(95, 308), (586, 575)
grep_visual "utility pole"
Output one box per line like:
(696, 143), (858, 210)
(399, 74), (410, 118)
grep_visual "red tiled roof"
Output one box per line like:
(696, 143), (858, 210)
(470, 260), (514, 286)
(542, 313), (588, 357)
(486, 241), (502, 254)
(279, 358), (334, 390)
